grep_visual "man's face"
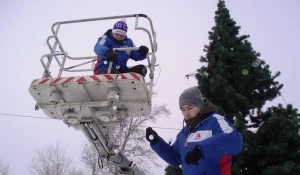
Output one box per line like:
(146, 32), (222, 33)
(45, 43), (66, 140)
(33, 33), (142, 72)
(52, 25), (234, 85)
(113, 33), (126, 41)
(180, 105), (200, 120)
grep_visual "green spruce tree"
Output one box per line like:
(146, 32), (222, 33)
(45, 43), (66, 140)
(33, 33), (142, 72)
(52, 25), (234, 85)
(196, 0), (283, 122)
(232, 104), (300, 175)
(194, 0), (300, 175)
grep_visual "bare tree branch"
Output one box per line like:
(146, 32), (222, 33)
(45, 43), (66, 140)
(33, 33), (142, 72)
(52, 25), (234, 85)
(0, 158), (9, 175)
(29, 143), (83, 175)
(68, 167), (85, 175)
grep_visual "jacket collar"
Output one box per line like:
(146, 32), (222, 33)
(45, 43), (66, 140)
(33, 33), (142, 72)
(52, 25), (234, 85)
(182, 99), (218, 134)
(103, 29), (127, 44)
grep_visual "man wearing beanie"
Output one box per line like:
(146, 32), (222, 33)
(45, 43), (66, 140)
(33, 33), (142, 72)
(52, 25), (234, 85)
(146, 86), (243, 175)
(93, 18), (149, 77)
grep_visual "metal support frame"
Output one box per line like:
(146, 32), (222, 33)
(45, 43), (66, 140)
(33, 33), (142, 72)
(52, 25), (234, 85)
(41, 14), (157, 78)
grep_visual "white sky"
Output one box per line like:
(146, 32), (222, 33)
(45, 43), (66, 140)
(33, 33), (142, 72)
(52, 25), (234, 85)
(0, 0), (299, 174)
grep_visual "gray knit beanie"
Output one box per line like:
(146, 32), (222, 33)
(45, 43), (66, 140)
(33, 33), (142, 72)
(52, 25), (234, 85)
(179, 87), (204, 109)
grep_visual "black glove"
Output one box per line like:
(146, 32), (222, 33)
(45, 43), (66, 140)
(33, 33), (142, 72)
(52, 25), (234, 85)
(185, 146), (203, 165)
(138, 45), (149, 56)
(105, 50), (118, 62)
(146, 127), (159, 145)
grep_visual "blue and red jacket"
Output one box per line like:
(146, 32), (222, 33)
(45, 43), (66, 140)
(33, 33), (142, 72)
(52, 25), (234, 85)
(150, 112), (243, 175)
(93, 29), (146, 74)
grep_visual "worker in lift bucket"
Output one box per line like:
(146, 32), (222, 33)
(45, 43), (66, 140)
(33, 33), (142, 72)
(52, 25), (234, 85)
(146, 86), (243, 175)
(93, 18), (149, 77)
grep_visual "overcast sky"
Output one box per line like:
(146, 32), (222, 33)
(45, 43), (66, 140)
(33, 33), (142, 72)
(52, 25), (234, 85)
(0, 0), (299, 174)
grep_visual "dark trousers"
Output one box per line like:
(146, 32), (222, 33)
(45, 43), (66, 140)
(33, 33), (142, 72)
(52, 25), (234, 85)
(99, 64), (147, 77)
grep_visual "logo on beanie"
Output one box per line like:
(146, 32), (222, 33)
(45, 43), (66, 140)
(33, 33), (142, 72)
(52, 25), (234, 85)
(112, 19), (127, 36)
(115, 22), (127, 30)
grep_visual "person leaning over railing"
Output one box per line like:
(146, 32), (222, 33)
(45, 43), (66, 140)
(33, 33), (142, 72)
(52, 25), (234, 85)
(93, 18), (149, 77)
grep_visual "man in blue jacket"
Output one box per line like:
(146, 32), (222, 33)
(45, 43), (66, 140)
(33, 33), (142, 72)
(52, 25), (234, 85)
(93, 19), (149, 77)
(146, 87), (243, 174)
